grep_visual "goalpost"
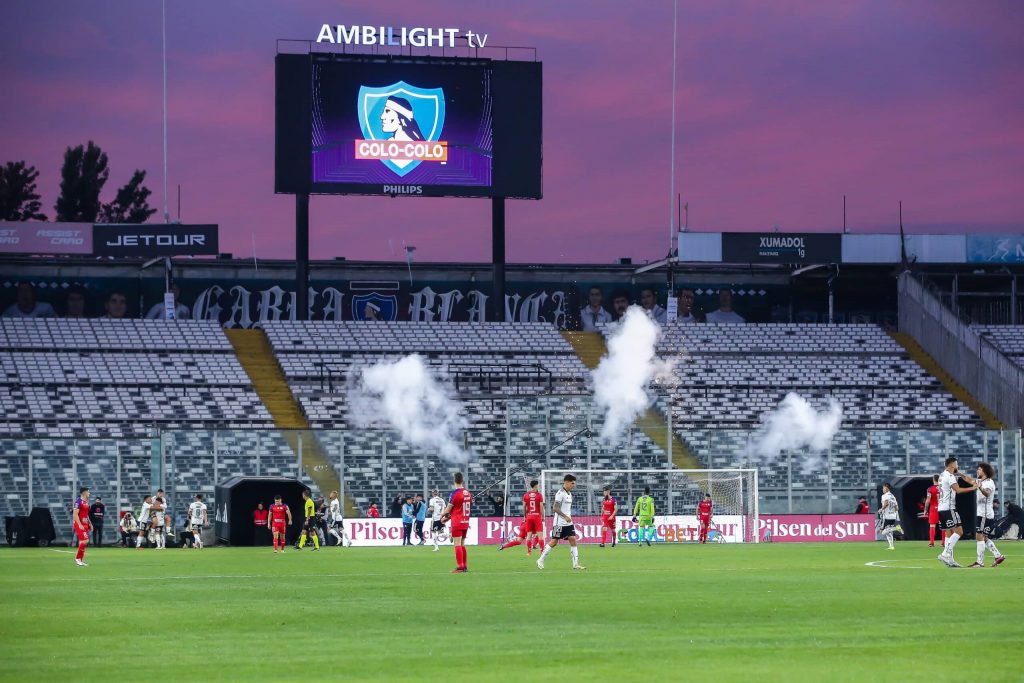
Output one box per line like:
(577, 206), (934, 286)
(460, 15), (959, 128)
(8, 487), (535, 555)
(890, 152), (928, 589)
(539, 468), (759, 543)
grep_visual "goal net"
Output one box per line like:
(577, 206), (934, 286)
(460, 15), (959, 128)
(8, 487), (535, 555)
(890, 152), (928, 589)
(539, 469), (759, 543)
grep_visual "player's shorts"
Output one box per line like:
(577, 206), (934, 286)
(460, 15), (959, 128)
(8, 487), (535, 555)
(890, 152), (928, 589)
(698, 516), (711, 527)
(138, 519), (151, 532)
(637, 517), (654, 527)
(450, 525), (469, 539)
(601, 515), (615, 530)
(303, 517), (317, 531)
(938, 510), (961, 529)
(271, 522), (286, 534)
(880, 517), (899, 531)
(331, 520), (344, 530)
(431, 520), (445, 533)
(74, 527), (89, 542)
(190, 523), (203, 534)
(975, 516), (994, 537)
(551, 524), (576, 540)
(523, 515), (543, 535)
(927, 510), (939, 525)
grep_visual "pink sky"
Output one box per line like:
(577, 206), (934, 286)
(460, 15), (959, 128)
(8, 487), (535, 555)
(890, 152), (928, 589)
(1, 1), (1021, 263)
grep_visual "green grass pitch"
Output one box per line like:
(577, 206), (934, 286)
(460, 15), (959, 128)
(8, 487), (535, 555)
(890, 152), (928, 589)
(1, 541), (1021, 682)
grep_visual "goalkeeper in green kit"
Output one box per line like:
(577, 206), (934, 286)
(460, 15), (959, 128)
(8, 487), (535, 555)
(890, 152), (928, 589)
(632, 486), (655, 547)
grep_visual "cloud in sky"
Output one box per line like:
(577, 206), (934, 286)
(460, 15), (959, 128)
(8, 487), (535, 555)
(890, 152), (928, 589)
(1, 0), (1021, 263)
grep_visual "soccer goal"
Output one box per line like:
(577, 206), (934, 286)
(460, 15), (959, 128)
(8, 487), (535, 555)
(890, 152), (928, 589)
(539, 469), (759, 543)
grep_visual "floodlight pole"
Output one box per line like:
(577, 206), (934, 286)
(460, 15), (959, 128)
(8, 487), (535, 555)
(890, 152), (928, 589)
(492, 196), (506, 321)
(296, 193), (310, 320)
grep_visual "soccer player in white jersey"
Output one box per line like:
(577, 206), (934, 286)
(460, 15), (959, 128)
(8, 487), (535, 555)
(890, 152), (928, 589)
(136, 495), (153, 548)
(970, 463), (1005, 568)
(878, 483), (901, 550)
(327, 491), (351, 547)
(428, 489), (447, 552)
(150, 498), (167, 549)
(187, 494), (208, 549)
(936, 456), (978, 568)
(537, 474), (585, 571)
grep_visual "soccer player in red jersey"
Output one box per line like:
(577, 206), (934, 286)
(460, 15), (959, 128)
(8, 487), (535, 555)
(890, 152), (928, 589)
(269, 495), (292, 553)
(441, 472), (472, 573)
(73, 486), (92, 566)
(599, 485), (617, 548)
(697, 493), (713, 544)
(498, 480), (545, 554)
(924, 474), (944, 548)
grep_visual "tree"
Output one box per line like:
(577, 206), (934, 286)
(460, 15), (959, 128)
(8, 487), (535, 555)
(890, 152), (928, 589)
(99, 169), (158, 223)
(55, 141), (109, 222)
(0, 161), (48, 221)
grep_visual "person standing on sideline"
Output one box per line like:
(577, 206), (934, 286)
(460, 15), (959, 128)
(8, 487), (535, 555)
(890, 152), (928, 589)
(401, 496), (415, 546)
(72, 487), (92, 566)
(878, 483), (902, 550)
(428, 489), (447, 552)
(297, 490), (320, 551)
(924, 475), (944, 548)
(253, 502), (269, 546)
(89, 496), (106, 547)
(414, 493), (427, 545)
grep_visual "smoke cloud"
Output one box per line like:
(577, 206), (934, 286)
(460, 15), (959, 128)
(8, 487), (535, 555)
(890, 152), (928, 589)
(348, 354), (472, 464)
(744, 393), (843, 473)
(591, 306), (675, 444)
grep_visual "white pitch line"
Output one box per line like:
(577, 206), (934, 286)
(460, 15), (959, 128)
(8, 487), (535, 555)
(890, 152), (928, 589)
(48, 549), (76, 554)
(865, 559), (923, 569)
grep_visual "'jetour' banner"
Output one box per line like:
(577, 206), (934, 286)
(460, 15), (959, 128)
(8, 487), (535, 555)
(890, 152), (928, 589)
(337, 514), (875, 546)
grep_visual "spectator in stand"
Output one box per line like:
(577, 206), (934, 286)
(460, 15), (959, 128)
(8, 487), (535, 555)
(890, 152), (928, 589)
(580, 286), (612, 331)
(675, 288), (700, 323)
(253, 502), (269, 546)
(119, 510), (137, 547)
(855, 497), (870, 514)
(3, 282), (55, 318)
(389, 496), (403, 518)
(89, 496), (106, 546)
(401, 495), (415, 546)
(145, 284), (190, 320)
(367, 503), (380, 518)
(706, 288), (745, 324)
(1004, 500), (1024, 539)
(413, 493), (427, 545)
(63, 285), (88, 318)
(639, 287), (666, 324)
(101, 290), (129, 319)
(610, 290), (631, 321)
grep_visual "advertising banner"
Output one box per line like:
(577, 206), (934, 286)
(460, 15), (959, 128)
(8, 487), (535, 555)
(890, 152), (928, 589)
(722, 232), (841, 264)
(757, 514), (875, 542)
(92, 224), (219, 257)
(0, 222), (92, 254)
(966, 235), (1024, 264)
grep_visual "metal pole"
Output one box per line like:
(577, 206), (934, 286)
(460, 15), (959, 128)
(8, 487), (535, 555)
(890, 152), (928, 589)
(787, 451), (793, 513)
(116, 442), (122, 520)
(668, 0), (678, 255)
(296, 194), (310, 320)
(492, 197), (506, 321)
(213, 432), (219, 486)
(28, 444), (34, 511)
(161, 0), (169, 223)
(827, 445), (832, 513)
(666, 398), (673, 466)
(297, 432), (303, 484)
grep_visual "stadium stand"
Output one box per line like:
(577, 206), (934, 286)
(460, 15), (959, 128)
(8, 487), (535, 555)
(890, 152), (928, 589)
(974, 325), (1024, 369)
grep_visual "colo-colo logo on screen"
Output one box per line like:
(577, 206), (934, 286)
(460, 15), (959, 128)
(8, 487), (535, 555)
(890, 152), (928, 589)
(355, 82), (448, 177)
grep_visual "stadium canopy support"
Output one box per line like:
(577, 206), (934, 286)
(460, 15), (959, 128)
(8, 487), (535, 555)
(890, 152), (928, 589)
(296, 193), (309, 320)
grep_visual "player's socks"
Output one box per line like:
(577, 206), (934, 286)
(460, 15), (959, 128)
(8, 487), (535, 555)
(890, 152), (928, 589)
(75, 543), (85, 561)
(312, 533), (319, 549)
(977, 541), (985, 564)
(538, 544), (552, 562)
(929, 526), (936, 545)
(985, 538), (1002, 558)
(570, 546), (579, 567)
(886, 532), (894, 549)
(298, 534), (306, 548)
(502, 538), (523, 550)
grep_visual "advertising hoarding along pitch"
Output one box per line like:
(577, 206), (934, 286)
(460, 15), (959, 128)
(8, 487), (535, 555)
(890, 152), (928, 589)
(721, 232), (842, 264)
(92, 224), (219, 257)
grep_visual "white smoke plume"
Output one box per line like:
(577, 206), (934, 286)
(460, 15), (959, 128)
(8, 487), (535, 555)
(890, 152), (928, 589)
(744, 393), (843, 473)
(347, 354), (472, 464)
(591, 306), (675, 444)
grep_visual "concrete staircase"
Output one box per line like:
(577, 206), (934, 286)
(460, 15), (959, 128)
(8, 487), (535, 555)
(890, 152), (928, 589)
(561, 331), (700, 469)
(889, 331), (1003, 429)
(226, 329), (358, 514)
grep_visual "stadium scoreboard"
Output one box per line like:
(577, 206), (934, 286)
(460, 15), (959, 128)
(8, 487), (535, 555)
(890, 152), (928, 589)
(275, 53), (542, 199)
